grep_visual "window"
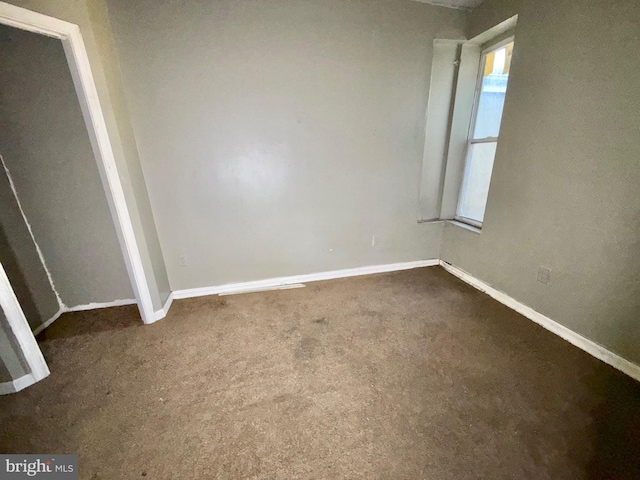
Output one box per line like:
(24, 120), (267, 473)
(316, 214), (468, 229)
(456, 39), (514, 227)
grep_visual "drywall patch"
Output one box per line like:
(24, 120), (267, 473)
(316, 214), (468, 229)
(0, 154), (65, 310)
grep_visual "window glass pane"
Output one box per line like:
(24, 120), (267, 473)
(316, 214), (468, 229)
(472, 43), (513, 139)
(458, 142), (497, 223)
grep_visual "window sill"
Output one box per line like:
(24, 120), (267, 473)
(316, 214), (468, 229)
(417, 219), (445, 225)
(447, 220), (481, 234)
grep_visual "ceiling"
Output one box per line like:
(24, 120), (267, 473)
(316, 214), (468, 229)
(409, 0), (484, 10)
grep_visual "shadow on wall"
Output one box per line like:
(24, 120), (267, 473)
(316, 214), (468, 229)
(0, 222), (43, 329)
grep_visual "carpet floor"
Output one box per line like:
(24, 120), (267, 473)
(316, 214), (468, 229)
(1, 266), (639, 479)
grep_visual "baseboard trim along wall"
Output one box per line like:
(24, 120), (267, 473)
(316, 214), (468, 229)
(439, 260), (640, 383)
(27, 292), (220, 334)
(218, 284), (306, 297)
(68, 299), (137, 312)
(24, 257), (640, 384)
(0, 373), (36, 395)
(173, 259), (441, 300)
(33, 299), (137, 336)
(153, 292), (174, 323)
(32, 307), (65, 336)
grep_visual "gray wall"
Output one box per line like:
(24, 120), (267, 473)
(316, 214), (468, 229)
(86, 0), (172, 307)
(0, 309), (30, 384)
(0, 173), (59, 330)
(442, 0), (640, 364)
(105, 0), (466, 290)
(2, 0), (172, 313)
(0, 25), (133, 309)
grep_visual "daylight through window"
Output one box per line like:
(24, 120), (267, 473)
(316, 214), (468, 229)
(456, 39), (514, 226)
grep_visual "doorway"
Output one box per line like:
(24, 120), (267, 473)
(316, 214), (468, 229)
(0, 2), (155, 394)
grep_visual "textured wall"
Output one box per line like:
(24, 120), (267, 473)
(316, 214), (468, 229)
(106, 0), (466, 290)
(0, 25), (133, 309)
(0, 171), (59, 330)
(443, 0), (640, 364)
(1, 0), (171, 313)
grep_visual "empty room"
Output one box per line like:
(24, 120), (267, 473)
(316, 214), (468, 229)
(0, 0), (638, 478)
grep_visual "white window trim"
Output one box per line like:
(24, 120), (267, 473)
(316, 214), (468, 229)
(454, 36), (514, 228)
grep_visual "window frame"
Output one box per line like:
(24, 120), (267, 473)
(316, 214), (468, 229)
(455, 36), (515, 228)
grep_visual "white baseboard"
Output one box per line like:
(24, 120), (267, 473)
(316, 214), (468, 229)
(173, 259), (440, 300)
(0, 373), (36, 395)
(152, 292), (174, 323)
(32, 307), (65, 336)
(439, 260), (640, 383)
(218, 283), (306, 296)
(68, 299), (137, 312)
(32, 299), (137, 335)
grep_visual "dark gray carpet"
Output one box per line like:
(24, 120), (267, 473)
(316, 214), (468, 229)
(1, 266), (639, 479)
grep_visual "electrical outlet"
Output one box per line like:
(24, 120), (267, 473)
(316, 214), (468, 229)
(372, 235), (377, 247)
(537, 267), (551, 285)
(179, 254), (188, 267)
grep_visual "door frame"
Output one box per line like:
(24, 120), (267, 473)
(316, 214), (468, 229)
(0, 2), (156, 323)
(0, 2), (157, 391)
(0, 262), (49, 390)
